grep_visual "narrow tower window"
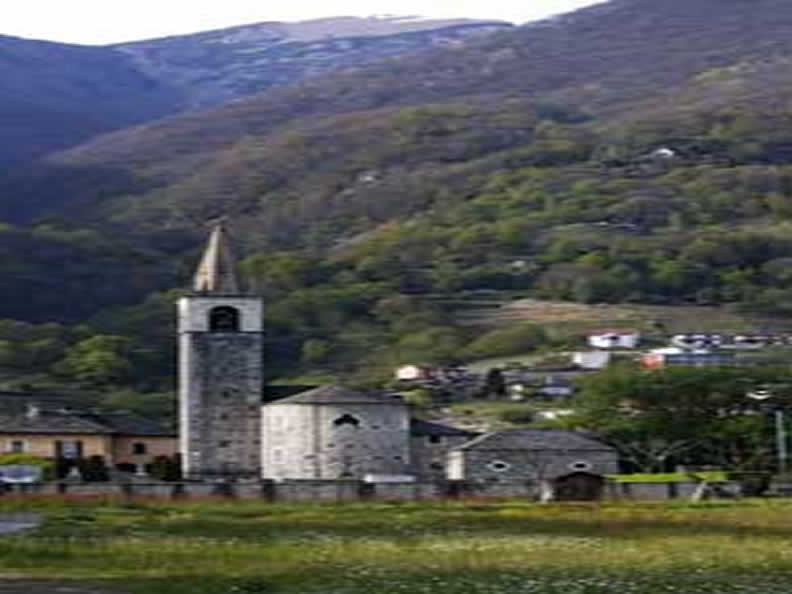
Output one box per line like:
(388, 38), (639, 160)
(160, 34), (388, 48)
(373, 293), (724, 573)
(209, 306), (240, 332)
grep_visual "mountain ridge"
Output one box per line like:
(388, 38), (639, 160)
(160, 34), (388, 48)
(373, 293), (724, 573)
(13, 0), (792, 227)
(0, 16), (512, 167)
(112, 16), (512, 108)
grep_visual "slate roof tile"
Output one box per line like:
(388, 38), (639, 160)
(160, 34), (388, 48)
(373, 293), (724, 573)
(455, 429), (613, 452)
(410, 418), (478, 437)
(270, 385), (405, 405)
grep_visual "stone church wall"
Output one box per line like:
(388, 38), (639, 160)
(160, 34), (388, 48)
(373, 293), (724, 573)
(262, 403), (410, 479)
(448, 449), (619, 483)
(409, 435), (471, 480)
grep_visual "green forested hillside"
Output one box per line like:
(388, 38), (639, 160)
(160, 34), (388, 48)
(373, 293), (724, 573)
(0, 35), (184, 167)
(4, 0), (792, 401)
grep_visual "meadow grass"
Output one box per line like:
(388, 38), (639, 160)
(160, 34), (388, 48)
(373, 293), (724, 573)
(0, 498), (791, 593)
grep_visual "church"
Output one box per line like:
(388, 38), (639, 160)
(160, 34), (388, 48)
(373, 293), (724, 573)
(178, 225), (618, 485)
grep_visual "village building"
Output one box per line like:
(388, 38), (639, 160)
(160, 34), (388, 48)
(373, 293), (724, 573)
(395, 364), (432, 381)
(0, 392), (175, 472)
(587, 329), (640, 350)
(261, 385), (411, 480)
(178, 224), (620, 487)
(642, 348), (737, 370)
(572, 351), (611, 370)
(0, 224), (622, 499)
(409, 419), (478, 479)
(447, 429), (619, 499)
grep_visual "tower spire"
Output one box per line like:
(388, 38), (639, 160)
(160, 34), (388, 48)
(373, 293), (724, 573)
(193, 222), (240, 294)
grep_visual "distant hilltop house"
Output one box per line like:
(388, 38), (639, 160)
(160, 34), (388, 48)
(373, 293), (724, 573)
(572, 351), (611, 370)
(587, 329), (641, 350)
(395, 364), (432, 381)
(671, 334), (724, 349)
(536, 376), (575, 398)
(731, 334), (786, 349)
(642, 348), (737, 370)
(0, 392), (175, 474)
(651, 147), (677, 159)
(670, 333), (792, 350)
(394, 364), (469, 382)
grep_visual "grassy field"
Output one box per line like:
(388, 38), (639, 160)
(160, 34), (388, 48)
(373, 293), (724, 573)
(1, 499), (792, 593)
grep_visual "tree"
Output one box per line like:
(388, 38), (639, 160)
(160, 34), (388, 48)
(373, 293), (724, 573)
(301, 339), (331, 364)
(53, 335), (133, 388)
(463, 324), (547, 360)
(482, 368), (507, 399)
(78, 456), (109, 482)
(569, 365), (792, 472)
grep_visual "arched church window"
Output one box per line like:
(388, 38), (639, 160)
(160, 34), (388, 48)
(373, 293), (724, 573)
(209, 306), (240, 332)
(333, 414), (360, 428)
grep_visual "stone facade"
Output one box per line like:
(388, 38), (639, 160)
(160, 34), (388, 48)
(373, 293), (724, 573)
(178, 295), (264, 479)
(261, 386), (410, 480)
(408, 419), (477, 480)
(0, 434), (112, 460)
(111, 436), (178, 469)
(447, 429), (619, 483)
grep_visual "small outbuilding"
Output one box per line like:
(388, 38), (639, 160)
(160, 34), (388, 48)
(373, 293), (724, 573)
(447, 429), (618, 486)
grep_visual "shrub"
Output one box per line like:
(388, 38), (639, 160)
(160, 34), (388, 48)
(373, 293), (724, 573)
(0, 453), (54, 480)
(463, 324), (548, 360)
(77, 455), (109, 482)
(402, 389), (433, 408)
(149, 454), (183, 482)
(499, 408), (535, 425)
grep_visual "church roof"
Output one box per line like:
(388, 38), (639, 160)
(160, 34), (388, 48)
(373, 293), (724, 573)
(454, 429), (614, 452)
(193, 223), (240, 294)
(269, 385), (405, 406)
(410, 418), (478, 438)
(261, 385), (319, 404)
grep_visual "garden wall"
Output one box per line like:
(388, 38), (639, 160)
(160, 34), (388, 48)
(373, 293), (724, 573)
(0, 479), (740, 501)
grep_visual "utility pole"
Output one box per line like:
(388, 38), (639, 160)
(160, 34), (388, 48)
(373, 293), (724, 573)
(775, 409), (788, 475)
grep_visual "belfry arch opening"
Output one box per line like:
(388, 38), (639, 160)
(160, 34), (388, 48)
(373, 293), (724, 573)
(209, 306), (240, 332)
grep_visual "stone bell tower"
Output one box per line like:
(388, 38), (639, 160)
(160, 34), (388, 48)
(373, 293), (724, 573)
(178, 224), (264, 479)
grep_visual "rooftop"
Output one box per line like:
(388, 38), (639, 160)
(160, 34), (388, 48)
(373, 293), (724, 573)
(410, 418), (479, 438)
(269, 384), (406, 406)
(0, 392), (174, 437)
(455, 429), (613, 452)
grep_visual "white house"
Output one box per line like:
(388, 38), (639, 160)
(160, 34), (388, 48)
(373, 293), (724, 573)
(587, 330), (640, 350)
(572, 351), (611, 370)
(671, 334), (723, 349)
(395, 365), (431, 381)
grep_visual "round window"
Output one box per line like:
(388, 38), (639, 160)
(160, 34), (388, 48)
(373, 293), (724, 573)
(569, 460), (593, 472)
(487, 460), (512, 472)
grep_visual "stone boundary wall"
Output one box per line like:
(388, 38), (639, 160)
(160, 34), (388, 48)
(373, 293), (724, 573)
(605, 481), (742, 500)
(0, 479), (742, 501)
